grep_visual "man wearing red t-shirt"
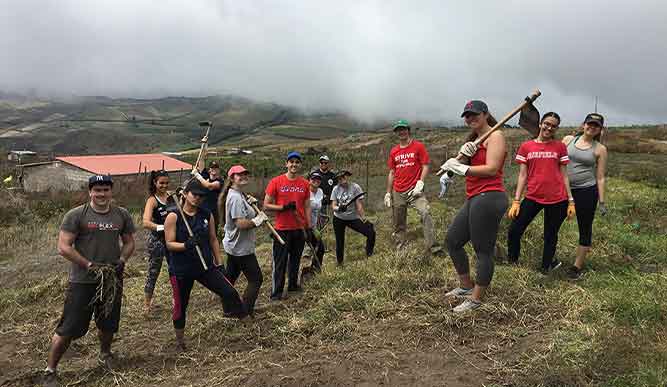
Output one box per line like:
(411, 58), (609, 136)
(506, 112), (575, 274)
(264, 151), (311, 300)
(385, 119), (434, 255)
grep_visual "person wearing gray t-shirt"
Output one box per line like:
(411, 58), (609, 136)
(43, 175), (135, 386)
(221, 165), (269, 314)
(330, 170), (375, 265)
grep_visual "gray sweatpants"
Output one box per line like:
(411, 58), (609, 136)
(446, 191), (508, 287)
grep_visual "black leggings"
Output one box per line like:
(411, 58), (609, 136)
(170, 268), (245, 329)
(507, 198), (568, 269)
(571, 185), (598, 246)
(226, 253), (263, 314)
(271, 230), (305, 298)
(332, 217), (376, 264)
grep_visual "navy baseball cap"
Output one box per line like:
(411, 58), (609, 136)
(88, 174), (113, 189)
(584, 113), (604, 126)
(286, 151), (302, 161)
(461, 100), (489, 117)
(185, 178), (208, 196)
(309, 171), (323, 180)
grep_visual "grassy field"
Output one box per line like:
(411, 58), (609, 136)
(0, 129), (666, 386)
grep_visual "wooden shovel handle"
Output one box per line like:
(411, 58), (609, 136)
(170, 193), (208, 271)
(437, 89), (542, 176)
(247, 201), (286, 245)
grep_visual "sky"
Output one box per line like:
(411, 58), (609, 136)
(1, 0), (666, 125)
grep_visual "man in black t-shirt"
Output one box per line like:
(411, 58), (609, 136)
(316, 155), (337, 216)
(192, 160), (224, 229)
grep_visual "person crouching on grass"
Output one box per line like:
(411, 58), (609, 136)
(263, 151), (311, 301)
(43, 175), (135, 387)
(142, 170), (172, 314)
(562, 113), (609, 280)
(164, 179), (246, 352)
(506, 112), (576, 274)
(330, 170), (375, 266)
(220, 165), (269, 315)
(441, 100), (508, 313)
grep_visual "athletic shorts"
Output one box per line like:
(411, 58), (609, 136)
(55, 281), (123, 339)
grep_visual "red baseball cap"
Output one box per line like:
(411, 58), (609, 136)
(227, 165), (249, 177)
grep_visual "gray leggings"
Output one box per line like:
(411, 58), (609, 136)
(446, 191), (508, 287)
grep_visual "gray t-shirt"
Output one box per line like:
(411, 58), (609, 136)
(223, 189), (257, 256)
(331, 183), (363, 220)
(60, 204), (136, 284)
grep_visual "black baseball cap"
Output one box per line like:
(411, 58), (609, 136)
(209, 161), (220, 169)
(88, 174), (113, 189)
(336, 170), (352, 178)
(185, 179), (208, 196)
(461, 100), (489, 117)
(584, 113), (604, 126)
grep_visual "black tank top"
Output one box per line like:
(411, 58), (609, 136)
(150, 195), (171, 237)
(167, 207), (214, 277)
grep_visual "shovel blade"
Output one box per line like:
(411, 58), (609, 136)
(519, 101), (540, 138)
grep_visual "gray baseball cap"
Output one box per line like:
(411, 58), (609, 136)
(461, 100), (489, 117)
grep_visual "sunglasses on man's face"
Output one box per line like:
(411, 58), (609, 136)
(320, 161), (329, 164)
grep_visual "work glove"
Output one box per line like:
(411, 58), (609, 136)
(338, 203), (348, 212)
(282, 201), (297, 211)
(201, 135), (209, 143)
(459, 141), (478, 158)
(441, 158), (470, 176)
(246, 195), (258, 206)
(251, 211), (268, 227)
(598, 202), (608, 216)
(184, 234), (201, 251)
(191, 169), (204, 181)
(408, 180), (424, 198)
(384, 192), (392, 208)
(438, 173), (453, 198)
(507, 200), (521, 219)
(567, 200), (576, 220)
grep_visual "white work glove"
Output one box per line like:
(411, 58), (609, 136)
(459, 141), (478, 158)
(438, 173), (454, 198)
(384, 192), (392, 208)
(246, 195), (258, 206)
(408, 180), (424, 197)
(442, 158), (470, 176)
(191, 169), (204, 181)
(251, 212), (268, 227)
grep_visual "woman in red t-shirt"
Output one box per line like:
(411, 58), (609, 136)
(506, 112), (575, 274)
(440, 100), (509, 313)
(263, 151), (311, 301)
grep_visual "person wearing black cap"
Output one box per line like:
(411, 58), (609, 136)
(43, 175), (136, 386)
(164, 179), (246, 351)
(316, 155), (337, 215)
(263, 151), (311, 300)
(192, 160), (224, 230)
(304, 170), (326, 271)
(385, 119), (434, 256)
(562, 113), (609, 280)
(331, 170), (375, 265)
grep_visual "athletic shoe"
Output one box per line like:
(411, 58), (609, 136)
(270, 295), (282, 302)
(98, 352), (117, 370)
(445, 287), (473, 297)
(540, 259), (562, 275)
(287, 286), (303, 293)
(566, 265), (583, 280)
(175, 341), (187, 353)
(452, 299), (482, 313)
(42, 369), (57, 387)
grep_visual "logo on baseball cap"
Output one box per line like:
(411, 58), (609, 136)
(584, 113), (604, 126)
(461, 100), (489, 117)
(88, 174), (113, 189)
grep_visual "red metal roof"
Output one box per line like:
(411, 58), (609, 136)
(56, 154), (192, 176)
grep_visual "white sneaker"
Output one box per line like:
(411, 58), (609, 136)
(445, 287), (473, 297)
(452, 299), (482, 313)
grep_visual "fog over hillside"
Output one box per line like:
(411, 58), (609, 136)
(1, 0), (666, 125)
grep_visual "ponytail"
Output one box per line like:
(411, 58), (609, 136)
(148, 170), (169, 195)
(218, 178), (234, 228)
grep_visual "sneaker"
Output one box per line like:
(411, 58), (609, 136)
(42, 369), (58, 387)
(445, 287), (473, 298)
(452, 299), (482, 313)
(541, 259), (562, 275)
(98, 352), (117, 370)
(270, 295), (282, 302)
(566, 265), (583, 280)
(175, 340), (187, 353)
(287, 286), (303, 293)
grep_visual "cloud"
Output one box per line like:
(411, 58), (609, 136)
(1, 0), (665, 124)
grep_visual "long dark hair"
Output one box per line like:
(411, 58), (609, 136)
(148, 170), (169, 195)
(574, 124), (603, 143)
(465, 112), (499, 142)
(218, 178), (234, 228)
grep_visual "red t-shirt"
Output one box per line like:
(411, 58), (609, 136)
(387, 140), (430, 193)
(466, 144), (505, 198)
(265, 174), (310, 230)
(515, 140), (569, 204)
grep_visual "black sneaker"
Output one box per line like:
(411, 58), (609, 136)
(566, 265), (583, 280)
(98, 352), (117, 370)
(42, 369), (58, 387)
(287, 286), (303, 293)
(270, 295), (282, 302)
(541, 259), (562, 275)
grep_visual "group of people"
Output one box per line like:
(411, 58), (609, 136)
(41, 101), (608, 386)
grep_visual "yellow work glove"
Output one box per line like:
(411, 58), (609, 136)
(567, 200), (576, 220)
(507, 200), (521, 219)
